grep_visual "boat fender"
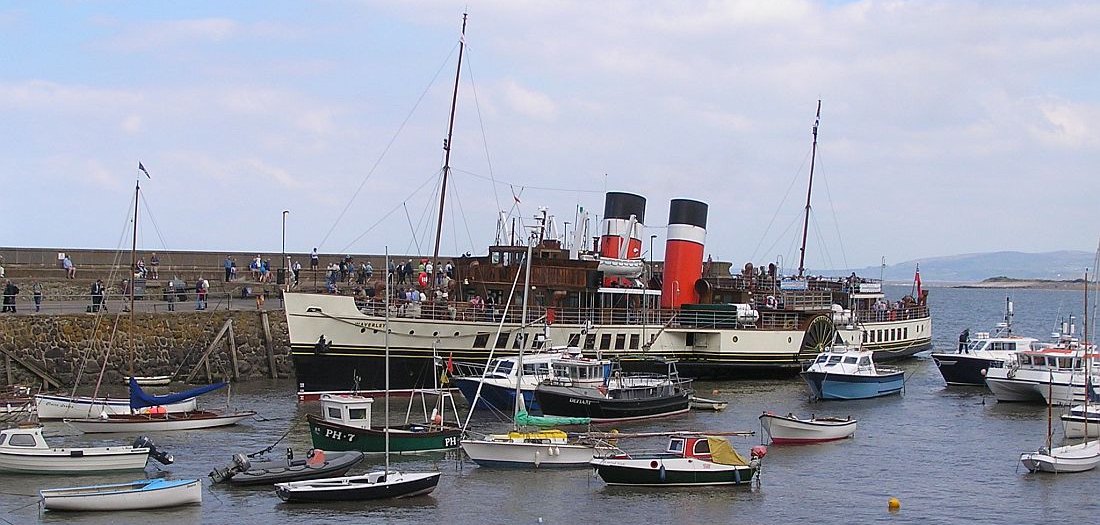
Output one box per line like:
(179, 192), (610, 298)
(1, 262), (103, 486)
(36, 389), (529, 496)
(308, 449), (325, 465)
(751, 445), (768, 459)
(431, 408), (443, 426)
(658, 464), (666, 482)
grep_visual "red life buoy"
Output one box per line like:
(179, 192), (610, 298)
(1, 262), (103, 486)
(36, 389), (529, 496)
(418, 272), (429, 287)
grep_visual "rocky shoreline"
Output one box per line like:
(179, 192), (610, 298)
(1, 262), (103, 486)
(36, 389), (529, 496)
(0, 310), (292, 391)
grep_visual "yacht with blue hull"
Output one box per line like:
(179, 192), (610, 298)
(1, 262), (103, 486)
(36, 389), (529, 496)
(801, 345), (904, 400)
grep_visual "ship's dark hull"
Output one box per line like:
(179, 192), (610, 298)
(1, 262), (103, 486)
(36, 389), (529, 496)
(533, 385), (690, 422)
(931, 353), (1002, 386)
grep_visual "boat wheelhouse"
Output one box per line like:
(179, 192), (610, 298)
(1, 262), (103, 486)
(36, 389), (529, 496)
(307, 392), (462, 453)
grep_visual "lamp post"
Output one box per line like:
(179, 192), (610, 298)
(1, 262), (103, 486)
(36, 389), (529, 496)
(282, 210), (289, 292)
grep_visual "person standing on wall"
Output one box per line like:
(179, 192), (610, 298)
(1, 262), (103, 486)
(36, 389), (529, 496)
(90, 279), (104, 312)
(32, 281), (42, 312)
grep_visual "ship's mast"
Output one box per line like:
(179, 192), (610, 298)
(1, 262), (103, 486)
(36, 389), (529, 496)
(129, 178), (139, 379)
(797, 100), (821, 278)
(430, 13), (467, 294)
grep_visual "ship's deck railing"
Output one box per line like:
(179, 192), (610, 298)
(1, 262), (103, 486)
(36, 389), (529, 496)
(364, 301), (831, 331)
(850, 304), (929, 323)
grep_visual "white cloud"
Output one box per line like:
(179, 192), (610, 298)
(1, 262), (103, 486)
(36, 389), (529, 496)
(500, 79), (557, 120)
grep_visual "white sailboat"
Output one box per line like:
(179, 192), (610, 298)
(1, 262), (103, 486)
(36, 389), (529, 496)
(36, 171), (195, 420)
(460, 230), (614, 468)
(275, 250), (441, 501)
(1021, 269), (1100, 473)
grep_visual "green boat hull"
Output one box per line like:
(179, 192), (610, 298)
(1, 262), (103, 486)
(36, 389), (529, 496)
(307, 415), (461, 453)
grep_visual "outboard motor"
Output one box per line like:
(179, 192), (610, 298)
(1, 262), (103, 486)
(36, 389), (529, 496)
(209, 453), (252, 484)
(132, 435), (174, 465)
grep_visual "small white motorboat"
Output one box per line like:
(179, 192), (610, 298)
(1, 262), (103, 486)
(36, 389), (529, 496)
(758, 412), (857, 445)
(0, 426), (172, 474)
(40, 478), (202, 511)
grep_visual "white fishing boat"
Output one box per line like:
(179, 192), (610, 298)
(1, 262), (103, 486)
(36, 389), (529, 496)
(34, 394), (196, 420)
(0, 426), (172, 474)
(40, 478), (201, 511)
(758, 412), (857, 445)
(984, 320), (1094, 404)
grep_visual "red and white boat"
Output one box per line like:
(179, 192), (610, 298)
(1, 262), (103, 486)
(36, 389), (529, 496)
(758, 412), (857, 445)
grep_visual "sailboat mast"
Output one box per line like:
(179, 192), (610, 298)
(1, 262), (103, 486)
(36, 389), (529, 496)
(384, 249), (391, 473)
(512, 231), (535, 432)
(1083, 270), (1089, 442)
(797, 100), (822, 278)
(430, 13), (468, 293)
(129, 178), (140, 379)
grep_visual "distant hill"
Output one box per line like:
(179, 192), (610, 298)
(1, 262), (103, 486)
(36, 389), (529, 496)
(825, 250), (1095, 283)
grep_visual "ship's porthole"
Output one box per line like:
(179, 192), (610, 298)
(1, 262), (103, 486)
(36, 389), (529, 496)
(788, 337), (792, 343)
(432, 331), (439, 337)
(732, 336), (738, 343)
(409, 330), (415, 335)
(360, 328), (366, 333)
(454, 332), (460, 337)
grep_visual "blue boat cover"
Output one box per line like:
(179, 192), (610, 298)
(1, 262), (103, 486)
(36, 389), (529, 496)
(129, 377), (226, 409)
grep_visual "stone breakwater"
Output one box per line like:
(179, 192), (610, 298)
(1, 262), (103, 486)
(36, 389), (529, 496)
(0, 311), (293, 389)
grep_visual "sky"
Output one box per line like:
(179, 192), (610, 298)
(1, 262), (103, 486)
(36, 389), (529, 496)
(2, 1), (1098, 272)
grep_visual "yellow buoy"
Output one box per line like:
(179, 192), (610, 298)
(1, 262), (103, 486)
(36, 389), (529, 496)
(888, 497), (901, 512)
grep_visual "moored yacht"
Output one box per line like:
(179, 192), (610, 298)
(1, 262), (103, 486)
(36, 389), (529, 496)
(451, 346), (609, 414)
(984, 333), (1095, 404)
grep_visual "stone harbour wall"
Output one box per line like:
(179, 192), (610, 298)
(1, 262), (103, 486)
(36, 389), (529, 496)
(0, 310), (293, 389)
